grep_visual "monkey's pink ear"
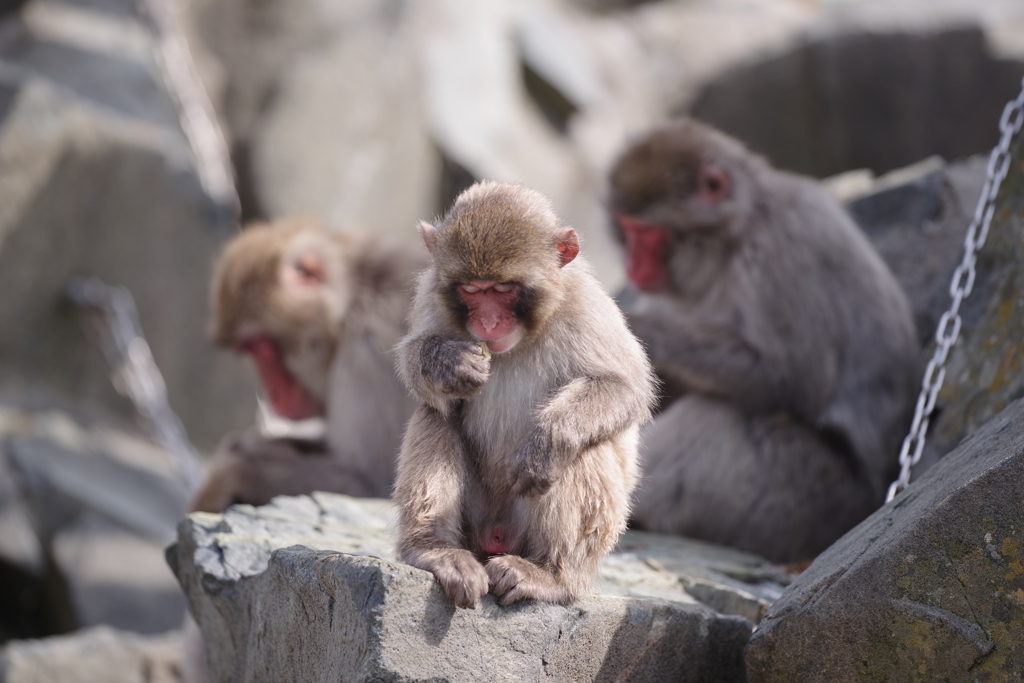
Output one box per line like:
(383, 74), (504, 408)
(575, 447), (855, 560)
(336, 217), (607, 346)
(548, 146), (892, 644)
(556, 228), (579, 267)
(700, 165), (732, 204)
(418, 221), (438, 253)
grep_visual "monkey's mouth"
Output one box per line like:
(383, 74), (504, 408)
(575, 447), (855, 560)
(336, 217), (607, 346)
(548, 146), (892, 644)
(616, 215), (670, 293)
(475, 327), (522, 354)
(239, 337), (321, 421)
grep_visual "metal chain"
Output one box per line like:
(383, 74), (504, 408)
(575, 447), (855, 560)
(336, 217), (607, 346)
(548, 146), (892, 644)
(886, 76), (1024, 502)
(68, 277), (206, 495)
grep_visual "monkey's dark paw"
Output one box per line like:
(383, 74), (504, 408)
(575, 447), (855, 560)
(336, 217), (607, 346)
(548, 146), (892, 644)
(486, 555), (571, 606)
(436, 340), (491, 398)
(433, 549), (489, 609)
(486, 555), (538, 606)
(509, 470), (553, 498)
(508, 429), (556, 497)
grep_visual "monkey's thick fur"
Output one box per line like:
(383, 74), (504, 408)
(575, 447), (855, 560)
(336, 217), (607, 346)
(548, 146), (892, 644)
(610, 120), (918, 563)
(194, 219), (425, 512)
(394, 182), (657, 607)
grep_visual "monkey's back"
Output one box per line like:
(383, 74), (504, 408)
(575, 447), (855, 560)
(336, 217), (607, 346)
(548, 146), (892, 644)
(754, 171), (918, 494)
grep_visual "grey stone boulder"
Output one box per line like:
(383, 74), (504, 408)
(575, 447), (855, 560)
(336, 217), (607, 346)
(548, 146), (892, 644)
(0, 406), (191, 639)
(745, 396), (1024, 682)
(0, 0), (256, 451)
(168, 493), (791, 682)
(0, 625), (184, 683)
(835, 105), (1023, 472)
(689, 27), (1024, 179)
(746, 121), (1024, 681)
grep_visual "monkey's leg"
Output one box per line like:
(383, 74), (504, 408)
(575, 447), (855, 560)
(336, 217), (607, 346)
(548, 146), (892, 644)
(190, 434), (378, 513)
(394, 406), (489, 608)
(487, 440), (634, 606)
(632, 395), (877, 563)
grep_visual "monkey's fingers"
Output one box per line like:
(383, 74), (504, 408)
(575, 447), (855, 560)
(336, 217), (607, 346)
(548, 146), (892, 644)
(511, 471), (553, 498)
(509, 432), (555, 497)
(435, 341), (491, 397)
(432, 550), (489, 609)
(486, 555), (532, 605)
(487, 556), (575, 606)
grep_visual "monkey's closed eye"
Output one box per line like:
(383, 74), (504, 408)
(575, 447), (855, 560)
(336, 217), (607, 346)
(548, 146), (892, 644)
(493, 283), (514, 293)
(461, 284), (481, 294)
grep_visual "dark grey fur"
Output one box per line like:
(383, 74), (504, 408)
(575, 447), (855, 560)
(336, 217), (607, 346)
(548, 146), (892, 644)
(611, 120), (918, 562)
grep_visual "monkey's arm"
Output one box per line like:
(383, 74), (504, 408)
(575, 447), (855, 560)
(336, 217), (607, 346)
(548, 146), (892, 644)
(627, 311), (827, 417)
(396, 333), (491, 416)
(510, 373), (652, 497)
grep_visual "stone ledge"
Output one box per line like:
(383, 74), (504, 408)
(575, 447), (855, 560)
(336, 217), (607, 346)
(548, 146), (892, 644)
(168, 492), (788, 682)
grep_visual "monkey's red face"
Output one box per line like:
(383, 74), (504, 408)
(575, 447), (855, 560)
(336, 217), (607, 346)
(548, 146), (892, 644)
(614, 215), (671, 293)
(611, 162), (733, 294)
(457, 280), (524, 353)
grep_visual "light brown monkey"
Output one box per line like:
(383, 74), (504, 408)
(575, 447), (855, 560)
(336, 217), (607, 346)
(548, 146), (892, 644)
(393, 181), (656, 608)
(192, 219), (426, 512)
(608, 119), (918, 563)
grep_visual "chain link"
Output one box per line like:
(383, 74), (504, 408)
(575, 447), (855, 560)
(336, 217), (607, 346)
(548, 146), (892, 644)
(886, 77), (1024, 502)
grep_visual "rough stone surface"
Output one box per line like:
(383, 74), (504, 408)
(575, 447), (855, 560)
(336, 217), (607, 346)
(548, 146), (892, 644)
(0, 626), (184, 683)
(746, 397), (1024, 682)
(926, 125), (1024, 461)
(0, 407), (189, 639)
(0, 0), (256, 451)
(689, 27), (1024, 179)
(169, 493), (791, 682)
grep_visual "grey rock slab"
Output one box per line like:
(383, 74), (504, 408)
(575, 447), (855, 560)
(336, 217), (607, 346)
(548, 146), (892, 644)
(0, 407), (190, 637)
(0, 4), (256, 451)
(51, 517), (188, 635)
(745, 397), (1024, 682)
(689, 27), (1024, 179)
(169, 493), (788, 682)
(0, 625), (184, 683)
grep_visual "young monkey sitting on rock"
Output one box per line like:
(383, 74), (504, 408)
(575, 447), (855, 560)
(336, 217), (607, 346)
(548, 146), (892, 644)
(394, 181), (657, 608)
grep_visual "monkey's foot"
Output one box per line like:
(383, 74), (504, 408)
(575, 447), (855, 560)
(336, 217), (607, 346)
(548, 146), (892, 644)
(486, 555), (573, 606)
(421, 548), (489, 609)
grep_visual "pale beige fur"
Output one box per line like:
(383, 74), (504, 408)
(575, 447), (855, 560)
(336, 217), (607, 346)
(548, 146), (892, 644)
(394, 182), (656, 607)
(194, 219), (426, 512)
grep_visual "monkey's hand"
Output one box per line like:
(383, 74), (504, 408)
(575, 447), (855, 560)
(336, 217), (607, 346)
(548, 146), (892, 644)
(420, 337), (492, 399)
(508, 426), (559, 498)
(487, 555), (572, 606)
(424, 548), (490, 609)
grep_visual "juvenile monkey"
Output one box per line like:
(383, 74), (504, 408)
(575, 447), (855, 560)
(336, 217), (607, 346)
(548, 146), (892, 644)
(608, 120), (918, 563)
(394, 182), (656, 608)
(193, 219), (426, 512)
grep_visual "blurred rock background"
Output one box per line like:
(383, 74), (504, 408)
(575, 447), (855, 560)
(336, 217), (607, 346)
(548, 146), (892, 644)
(0, 0), (1021, 678)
